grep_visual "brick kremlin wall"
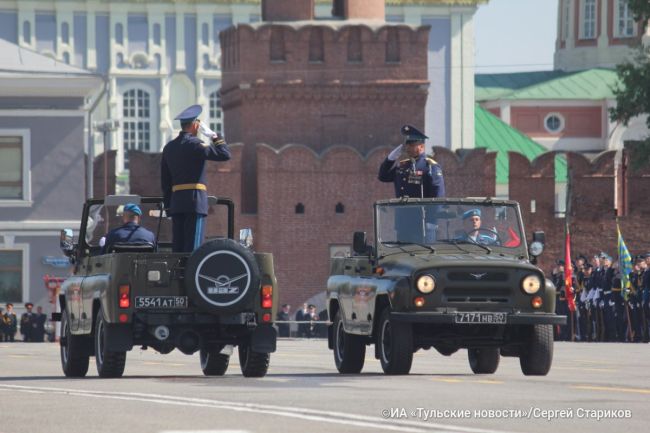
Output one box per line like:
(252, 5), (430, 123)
(93, 145), (650, 310)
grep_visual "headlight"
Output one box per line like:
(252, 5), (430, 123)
(529, 241), (544, 257)
(521, 274), (542, 294)
(416, 275), (436, 294)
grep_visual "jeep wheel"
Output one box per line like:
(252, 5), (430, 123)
(60, 309), (89, 378)
(200, 347), (230, 376)
(377, 308), (413, 375)
(333, 311), (365, 374)
(238, 341), (270, 378)
(519, 324), (553, 376)
(185, 239), (260, 314)
(95, 308), (126, 378)
(468, 348), (500, 374)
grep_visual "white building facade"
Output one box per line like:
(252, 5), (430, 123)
(0, 0), (484, 178)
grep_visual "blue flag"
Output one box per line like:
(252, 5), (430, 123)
(617, 224), (633, 301)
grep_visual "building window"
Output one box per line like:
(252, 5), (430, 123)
(23, 21), (31, 44)
(209, 91), (223, 134)
(295, 203), (305, 214)
(386, 28), (400, 62)
(202, 23), (209, 46)
(153, 24), (161, 46)
(0, 250), (23, 302)
(115, 23), (123, 45)
(270, 28), (285, 62)
(347, 28), (362, 62)
(562, 0), (571, 40)
(63, 52), (70, 64)
(0, 135), (27, 200)
(544, 113), (565, 134)
(335, 202), (345, 214)
(122, 89), (151, 168)
(617, 0), (636, 37)
(61, 22), (70, 44)
(581, 0), (596, 39)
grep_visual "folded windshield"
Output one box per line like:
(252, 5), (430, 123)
(376, 202), (523, 251)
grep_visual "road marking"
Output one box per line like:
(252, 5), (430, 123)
(431, 378), (464, 383)
(430, 378), (503, 385)
(8, 355), (30, 358)
(0, 384), (520, 433)
(571, 385), (650, 395)
(555, 367), (617, 373)
(159, 431), (249, 433)
(474, 380), (503, 385)
(141, 362), (186, 367)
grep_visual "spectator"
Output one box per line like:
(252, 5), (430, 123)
(276, 304), (291, 337)
(33, 306), (47, 342)
(306, 304), (320, 338)
(0, 306), (4, 341)
(295, 303), (309, 338)
(3, 303), (17, 342)
(20, 302), (36, 342)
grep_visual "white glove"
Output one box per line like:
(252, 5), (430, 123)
(387, 144), (403, 161)
(198, 122), (218, 139)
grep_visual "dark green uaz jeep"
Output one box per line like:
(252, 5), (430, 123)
(327, 198), (565, 376)
(55, 195), (278, 378)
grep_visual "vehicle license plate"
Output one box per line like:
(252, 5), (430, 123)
(135, 296), (188, 309)
(454, 312), (506, 324)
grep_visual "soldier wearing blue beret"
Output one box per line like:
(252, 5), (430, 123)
(378, 125), (445, 199)
(161, 104), (231, 252)
(100, 203), (156, 254)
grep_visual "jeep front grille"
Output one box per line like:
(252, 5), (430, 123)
(447, 271), (508, 282)
(443, 287), (510, 303)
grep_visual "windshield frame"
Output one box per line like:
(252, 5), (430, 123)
(374, 198), (529, 259)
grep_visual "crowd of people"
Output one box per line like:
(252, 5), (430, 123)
(0, 302), (49, 342)
(552, 252), (650, 342)
(275, 303), (328, 338)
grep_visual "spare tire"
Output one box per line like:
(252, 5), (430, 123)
(185, 238), (260, 314)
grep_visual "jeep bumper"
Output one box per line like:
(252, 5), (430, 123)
(390, 312), (566, 325)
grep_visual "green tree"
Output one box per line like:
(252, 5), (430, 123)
(609, 1), (650, 170)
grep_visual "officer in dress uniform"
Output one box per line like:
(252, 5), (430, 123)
(100, 203), (156, 254)
(581, 263), (595, 341)
(161, 104), (231, 253)
(378, 125), (445, 243)
(599, 253), (616, 342)
(628, 256), (645, 342)
(642, 253), (650, 342)
(378, 125), (445, 199)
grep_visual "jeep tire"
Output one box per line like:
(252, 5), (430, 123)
(200, 347), (230, 376)
(238, 341), (270, 378)
(333, 310), (366, 374)
(95, 307), (127, 378)
(519, 324), (553, 376)
(468, 348), (500, 374)
(60, 309), (90, 378)
(377, 308), (413, 375)
(185, 239), (260, 314)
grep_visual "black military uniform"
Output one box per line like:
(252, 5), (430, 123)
(642, 254), (650, 342)
(161, 104), (231, 253)
(600, 254), (616, 342)
(580, 265), (595, 341)
(629, 259), (644, 342)
(20, 303), (35, 342)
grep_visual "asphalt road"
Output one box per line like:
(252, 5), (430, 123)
(0, 339), (647, 433)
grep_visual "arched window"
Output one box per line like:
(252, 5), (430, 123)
(61, 22), (69, 44)
(115, 23), (124, 45)
(209, 91), (223, 134)
(23, 21), (31, 44)
(122, 88), (151, 168)
(62, 52), (70, 64)
(295, 203), (305, 214)
(309, 28), (324, 62)
(335, 202), (345, 214)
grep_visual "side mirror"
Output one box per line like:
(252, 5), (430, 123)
(353, 231), (369, 255)
(529, 231), (545, 259)
(60, 229), (75, 257)
(239, 228), (253, 248)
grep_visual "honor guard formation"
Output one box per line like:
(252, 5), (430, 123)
(553, 252), (650, 342)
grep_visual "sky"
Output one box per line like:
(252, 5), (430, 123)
(474, 0), (559, 73)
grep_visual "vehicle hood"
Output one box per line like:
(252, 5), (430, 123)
(380, 252), (540, 276)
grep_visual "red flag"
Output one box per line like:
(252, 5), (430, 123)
(504, 227), (521, 247)
(564, 228), (576, 312)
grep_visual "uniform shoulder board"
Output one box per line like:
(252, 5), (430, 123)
(425, 157), (438, 165)
(399, 158), (411, 164)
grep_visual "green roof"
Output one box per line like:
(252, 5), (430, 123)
(475, 68), (620, 102)
(475, 105), (568, 185)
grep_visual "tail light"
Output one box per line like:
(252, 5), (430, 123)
(261, 285), (273, 309)
(119, 284), (130, 309)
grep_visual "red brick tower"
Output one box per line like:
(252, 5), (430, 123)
(220, 0), (431, 212)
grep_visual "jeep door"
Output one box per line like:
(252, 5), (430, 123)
(341, 256), (375, 334)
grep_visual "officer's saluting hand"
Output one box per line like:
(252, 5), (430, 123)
(161, 104), (231, 253)
(378, 124), (445, 198)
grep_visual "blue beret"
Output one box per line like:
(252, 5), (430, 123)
(462, 209), (481, 220)
(401, 124), (428, 142)
(599, 252), (610, 260)
(124, 203), (142, 216)
(174, 104), (202, 122)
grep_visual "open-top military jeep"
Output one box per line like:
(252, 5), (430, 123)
(55, 195), (278, 378)
(327, 198), (565, 376)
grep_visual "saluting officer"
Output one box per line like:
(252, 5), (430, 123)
(161, 104), (231, 253)
(378, 125), (445, 199)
